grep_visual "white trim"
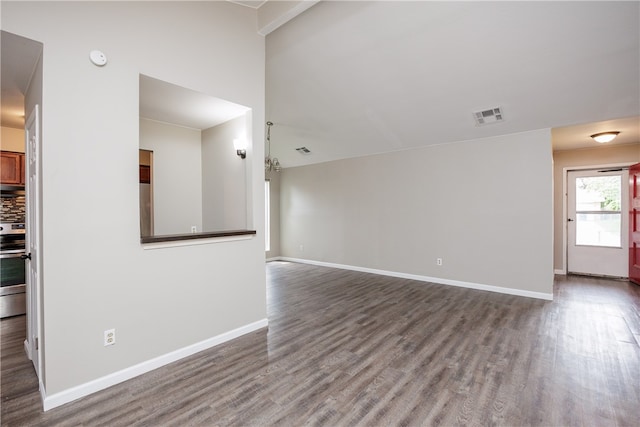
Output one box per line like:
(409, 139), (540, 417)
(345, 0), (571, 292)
(24, 339), (32, 360)
(258, 1), (320, 36)
(25, 104), (43, 380)
(265, 256), (281, 262)
(554, 269), (566, 275)
(562, 168), (568, 274)
(39, 378), (46, 407)
(277, 257), (553, 301)
(41, 318), (268, 411)
(141, 234), (254, 250)
(561, 162), (635, 274)
(265, 180), (271, 252)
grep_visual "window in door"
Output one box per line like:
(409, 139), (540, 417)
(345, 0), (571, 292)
(574, 175), (622, 247)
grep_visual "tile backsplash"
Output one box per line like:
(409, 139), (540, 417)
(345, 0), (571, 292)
(1, 196), (26, 223)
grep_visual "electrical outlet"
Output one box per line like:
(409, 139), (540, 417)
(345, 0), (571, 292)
(104, 329), (116, 346)
(436, 258), (443, 266)
(299, 244), (304, 252)
(191, 226), (197, 233)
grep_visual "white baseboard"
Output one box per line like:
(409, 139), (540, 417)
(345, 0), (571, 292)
(24, 339), (32, 360)
(277, 257), (553, 301)
(554, 269), (566, 275)
(42, 318), (268, 411)
(39, 378), (46, 407)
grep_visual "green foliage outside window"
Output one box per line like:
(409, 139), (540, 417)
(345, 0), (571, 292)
(576, 176), (621, 211)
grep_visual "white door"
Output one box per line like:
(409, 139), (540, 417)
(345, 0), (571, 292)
(25, 105), (41, 377)
(567, 169), (629, 277)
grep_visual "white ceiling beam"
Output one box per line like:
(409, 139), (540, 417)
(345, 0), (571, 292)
(257, 0), (320, 36)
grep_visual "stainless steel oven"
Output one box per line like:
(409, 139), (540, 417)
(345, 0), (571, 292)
(1, 222), (26, 318)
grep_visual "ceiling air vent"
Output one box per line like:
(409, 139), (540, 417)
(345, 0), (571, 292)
(295, 147), (312, 155)
(473, 107), (504, 126)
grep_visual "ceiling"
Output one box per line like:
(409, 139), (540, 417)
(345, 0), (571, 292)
(0, 31), (42, 129)
(227, 0), (267, 9)
(552, 116), (640, 152)
(139, 75), (250, 130)
(2, 2), (638, 162)
(265, 1), (640, 168)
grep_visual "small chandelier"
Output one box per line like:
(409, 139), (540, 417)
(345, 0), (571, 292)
(265, 121), (281, 172)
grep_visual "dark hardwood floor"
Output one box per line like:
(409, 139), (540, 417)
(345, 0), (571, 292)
(2, 262), (639, 426)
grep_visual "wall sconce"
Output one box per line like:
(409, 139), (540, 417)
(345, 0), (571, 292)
(590, 131), (620, 143)
(234, 138), (247, 159)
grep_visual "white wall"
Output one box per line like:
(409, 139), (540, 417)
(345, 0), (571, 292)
(139, 118), (203, 235)
(280, 129), (554, 296)
(2, 1), (266, 399)
(202, 115), (248, 231)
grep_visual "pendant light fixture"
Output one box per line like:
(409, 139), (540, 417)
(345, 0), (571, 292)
(265, 121), (281, 172)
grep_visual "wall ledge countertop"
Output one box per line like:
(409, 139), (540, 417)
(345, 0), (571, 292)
(141, 229), (256, 244)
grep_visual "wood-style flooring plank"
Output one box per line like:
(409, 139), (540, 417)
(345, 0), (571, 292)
(2, 262), (640, 426)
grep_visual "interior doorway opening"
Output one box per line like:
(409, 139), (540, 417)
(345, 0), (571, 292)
(0, 30), (44, 382)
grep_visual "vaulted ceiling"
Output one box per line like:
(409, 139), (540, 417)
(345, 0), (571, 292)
(2, 1), (638, 163)
(265, 1), (640, 168)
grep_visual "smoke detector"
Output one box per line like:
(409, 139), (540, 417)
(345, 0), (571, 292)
(295, 147), (312, 155)
(473, 107), (504, 126)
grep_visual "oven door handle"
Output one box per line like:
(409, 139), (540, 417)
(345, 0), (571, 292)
(0, 250), (26, 259)
(20, 253), (31, 260)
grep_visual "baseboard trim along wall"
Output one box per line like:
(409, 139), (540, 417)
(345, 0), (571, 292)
(23, 339), (31, 361)
(41, 318), (269, 411)
(275, 257), (554, 301)
(39, 379), (47, 409)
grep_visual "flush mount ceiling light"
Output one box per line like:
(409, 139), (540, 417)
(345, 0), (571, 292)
(590, 131), (620, 143)
(265, 121), (281, 172)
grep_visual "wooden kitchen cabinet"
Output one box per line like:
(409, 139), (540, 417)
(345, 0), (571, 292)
(0, 151), (25, 185)
(139, 165), (151, 184)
